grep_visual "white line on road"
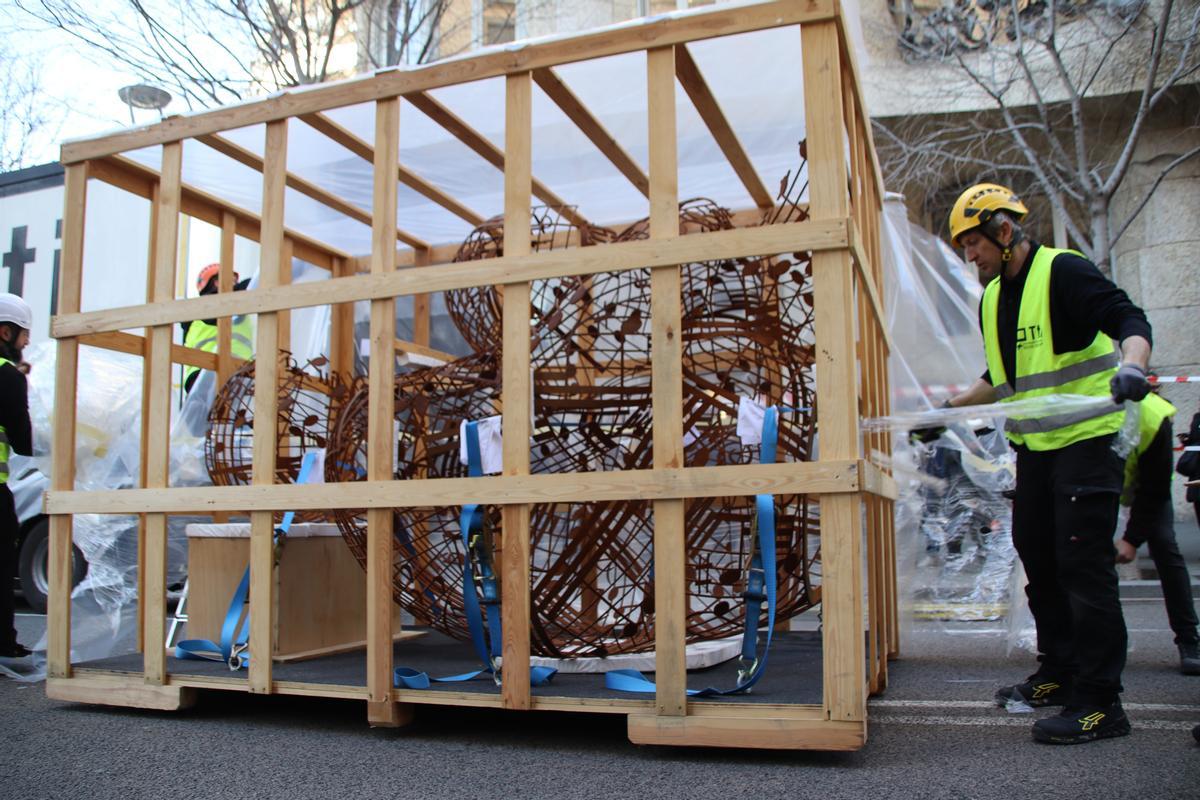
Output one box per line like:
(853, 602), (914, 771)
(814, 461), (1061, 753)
(870, 713), (1195, 731)
(871, 699), (1200, 712)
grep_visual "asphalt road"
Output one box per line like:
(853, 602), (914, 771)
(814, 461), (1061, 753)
(2, 595), (1198, 800)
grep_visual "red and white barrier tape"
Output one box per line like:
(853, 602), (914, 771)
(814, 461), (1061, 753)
(1149, 376), (1200, 383)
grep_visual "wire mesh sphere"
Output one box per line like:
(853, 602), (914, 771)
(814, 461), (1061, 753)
(326, 197), (822, 658)
(205, 355), (353, 523)
(444, 206), (615, 358)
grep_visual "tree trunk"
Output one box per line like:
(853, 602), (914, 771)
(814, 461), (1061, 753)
(1089, 196), (1112, 279)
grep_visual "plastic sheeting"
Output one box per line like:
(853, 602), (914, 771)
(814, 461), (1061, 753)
(879, 196), (1031, 649)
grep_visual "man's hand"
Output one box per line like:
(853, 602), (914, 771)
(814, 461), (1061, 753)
(16, 360), (30, 375)
(1110, 363), (1150, 403)
(1115, 538), (1137, 564)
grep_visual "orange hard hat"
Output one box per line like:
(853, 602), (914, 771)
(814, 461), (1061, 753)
(196, 263), (238, 292)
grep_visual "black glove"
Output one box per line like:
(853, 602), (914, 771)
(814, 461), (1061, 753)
(1110, 363), (1150, 403)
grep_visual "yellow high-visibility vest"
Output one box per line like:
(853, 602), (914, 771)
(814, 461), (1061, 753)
(981, 246), (1124, 451)
(182, 316), (254, 388)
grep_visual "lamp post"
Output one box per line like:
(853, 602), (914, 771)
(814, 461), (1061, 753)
(117, 84), (172, 125)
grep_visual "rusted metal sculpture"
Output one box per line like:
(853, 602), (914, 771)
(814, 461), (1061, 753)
(206, 354), (356, 523)
(326, 179), (823, 658)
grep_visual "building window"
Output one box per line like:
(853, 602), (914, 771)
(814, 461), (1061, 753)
(484, 1), (516, 44)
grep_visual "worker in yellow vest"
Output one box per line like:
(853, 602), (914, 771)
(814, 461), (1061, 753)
(943, 183), (1152, 744)
(1115, 390), (1200, 675)
(0, 293), (33, 659)
(181, 262), (253, 393)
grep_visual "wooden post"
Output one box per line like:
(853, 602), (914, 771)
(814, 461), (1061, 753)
(249, 119), (287, 695)
(647, 45), (686, 718)
(47, 163), (87, 679)
(802, 20), (866, 723)
(501, 71), (533, 711)
(329, 256), (355, 381)
(137, 182), (159, 652)
(413, 248), (431, 348)
(366, 96), (406, 726)
(143, 142), (182, 685)
(217, 212), (237, 385)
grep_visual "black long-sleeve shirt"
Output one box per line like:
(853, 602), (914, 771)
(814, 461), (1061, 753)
(0, 360), (32, 456)
(979, 243), (1152, 385)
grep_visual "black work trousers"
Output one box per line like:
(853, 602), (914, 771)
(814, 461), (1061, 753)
(1013, 433), (1127, 707)
(1124, 419), (1199, 646)
(1, 484), (18, 649)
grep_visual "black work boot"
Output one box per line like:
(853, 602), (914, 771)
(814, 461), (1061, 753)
(995, 674), (1071, 708)
(1032, 701), (1131, 744)
(0, 642), (32, 659)
(1179, 642), (1200, 676)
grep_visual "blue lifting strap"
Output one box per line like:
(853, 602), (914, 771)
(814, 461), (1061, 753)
(394, 420), (557, 690)
(175, 450), (320, 670)
(605, 407), (779, 697)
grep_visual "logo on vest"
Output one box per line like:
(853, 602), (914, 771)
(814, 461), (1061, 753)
(1016, 323), (1044, 351)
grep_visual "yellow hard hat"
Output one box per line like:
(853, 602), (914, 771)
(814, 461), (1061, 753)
(948, 183), (1029, 247)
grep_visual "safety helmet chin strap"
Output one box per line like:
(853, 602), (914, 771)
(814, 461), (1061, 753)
(977, 211), (1024, 263)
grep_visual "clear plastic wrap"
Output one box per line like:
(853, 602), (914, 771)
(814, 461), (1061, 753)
(879, 196), (1033, 651)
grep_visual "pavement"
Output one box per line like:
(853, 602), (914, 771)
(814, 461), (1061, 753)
(2, 520), (1198, 798)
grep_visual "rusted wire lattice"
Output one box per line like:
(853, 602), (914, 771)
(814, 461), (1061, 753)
(206, 354), (358, 523)
(328, 179), (822, 658)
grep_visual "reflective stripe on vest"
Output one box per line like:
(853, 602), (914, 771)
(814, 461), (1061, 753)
(981, 246), (1124, 451)
(183, 317), (254, 385)
(0, 356), (11, 483)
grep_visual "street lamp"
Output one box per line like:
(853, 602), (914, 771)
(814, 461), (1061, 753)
(117, 84), (173, 125)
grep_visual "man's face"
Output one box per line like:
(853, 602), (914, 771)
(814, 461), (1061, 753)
(959, 229), (1002, 284)
(1, 325), (29, 358)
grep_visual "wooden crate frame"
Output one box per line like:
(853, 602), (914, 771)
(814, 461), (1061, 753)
(43, 0), (897, 751)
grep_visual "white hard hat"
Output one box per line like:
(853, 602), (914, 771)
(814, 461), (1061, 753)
(0, 293), (33, 330)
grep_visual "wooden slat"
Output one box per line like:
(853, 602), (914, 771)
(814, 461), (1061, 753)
(77, 331), (232, 371)
(801, 19), (865, 725)
(217, 212), (238, 385)
(627, 714), (865, 751)
(329, 256), (356, 379)
(46, 459), (864, 515)
(248, 119), (287, 695)
(142, 141), (182, 686)
(86, 154), (345, 270)
(404, 91), (589, 228)
(412, 247), (431, 347)
(532, 67), (649, 198)
(61, 0), (836, 164)
(53, 219), (848, 337)
(47, 163), (87, 679)
(299, 111), (483, 228)
(366, 96), (402, 726)
(500, 71), (533, 711)
(673, 45), (772, 209)
(646, 45), (686, 719)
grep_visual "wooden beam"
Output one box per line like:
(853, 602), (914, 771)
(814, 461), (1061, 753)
(673, 44), (773, 210)
(412, 247), (431, 347)
(329, 256), (356, 380)
(47, 163), (87, 680)
(627, 715), (865, 751)
(393, 337), (455, 364)
(366, 96), (404, 727)
(61, 0), (836, 164)
(404, 91), (589, 228)
(77, 330), (232, 371)
(87, 154), (346, 270)
(142, 141), (183, 687)
(647, 45), (686, 719)
(801, 19), (866, 726)
(217, 212), (238, 385)
(298, 111), (484, 228)
(501, 71), (533, 711)
(248, 119), (287, 695)
(531, 67), (649, 198)
(47, 675), (196, 711)
(53, 219), (848, 337)
(46, 459), (865, 515)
